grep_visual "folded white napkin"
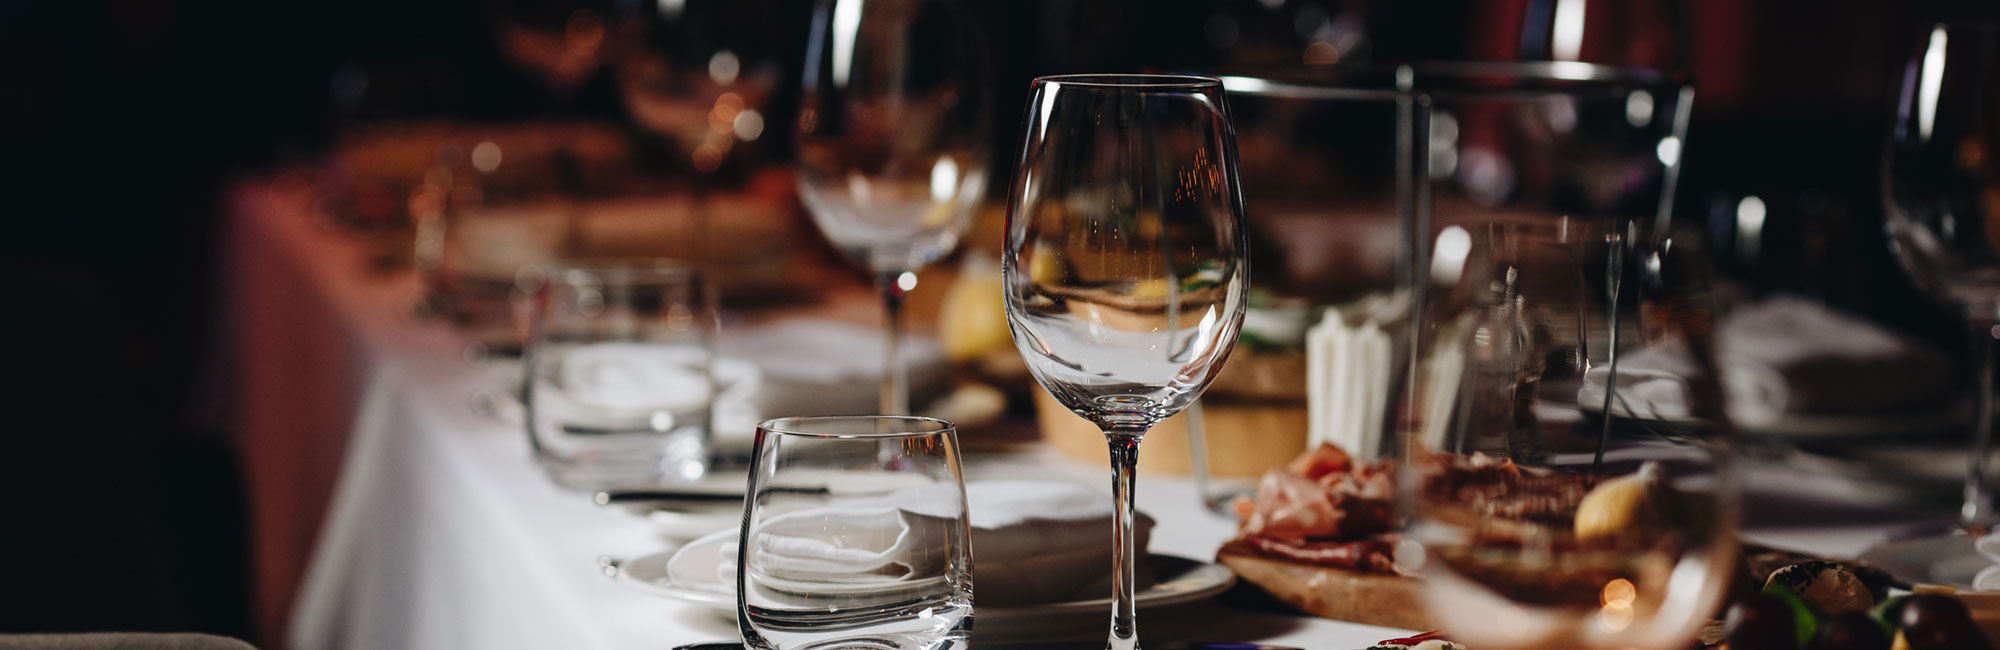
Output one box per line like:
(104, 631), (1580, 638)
(669, 481), (1152, 606)
(1576, 297), (1954, 426)
(553, 342), (763, 433)
(744, 487), (963, 596)
(1576, 337), (1700, 420)
(719, 318), (947, 418)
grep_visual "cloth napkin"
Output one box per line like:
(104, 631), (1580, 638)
(719, 318), (948, 418)
(553, 342), (763, 434)
(670, 480), (1153, 606)
(1577, 296), (1954, 426)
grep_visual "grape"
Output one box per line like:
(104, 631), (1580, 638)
(1895, 594), (1987, 650)
(1727, 595), (1800, 650)
(1808, 611), (1891, 650)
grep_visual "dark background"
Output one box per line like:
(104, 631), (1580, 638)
(1, 0), (1994, 643)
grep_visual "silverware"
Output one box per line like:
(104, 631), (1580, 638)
(593, 484), (829, 507)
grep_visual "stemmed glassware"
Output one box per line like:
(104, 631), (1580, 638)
(797, 0), (991, 414)
(1001, 75), (1249, 650)
(1878, 21), (2000, 575)
(616, 0), (781, 182)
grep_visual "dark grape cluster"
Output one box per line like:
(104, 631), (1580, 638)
(1722, 593), (1991, 650)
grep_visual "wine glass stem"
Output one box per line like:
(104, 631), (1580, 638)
(1104, 429), (1143, 650)
(1967, 321), (1997, 524)
(877, 271), (910, 415)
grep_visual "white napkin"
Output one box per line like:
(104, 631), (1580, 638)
(670, 481), (1152, 606)
(1576, 337), (1700, 420)
(745, 489), (962, 595)
(719, 318), (948, 417)
(1576, 297), (1954, 426)
(554, 342), (763, 435)
(559, 343), (713, 412)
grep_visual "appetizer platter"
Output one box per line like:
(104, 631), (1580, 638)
(1216, 443), (1998, 649)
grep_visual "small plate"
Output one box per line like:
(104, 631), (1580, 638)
(611, 538), (1235, 623)
(1857, 528), (1995, 590)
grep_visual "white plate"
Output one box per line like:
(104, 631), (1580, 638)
(1857, 529), (1995, 590)
(611, 542), (1235, 623)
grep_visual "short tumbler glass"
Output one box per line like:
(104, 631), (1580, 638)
(523, 259), (719, 490)
(738, 416), (973, 650)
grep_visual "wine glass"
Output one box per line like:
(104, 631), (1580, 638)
(616, 0), (782, 180)
(797, 0), (991, 414)
(1002, 74), (1249, 650)
(1877, 21), (2000, 580)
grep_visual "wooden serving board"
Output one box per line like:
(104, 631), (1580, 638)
(1216, 540), (1434, 630)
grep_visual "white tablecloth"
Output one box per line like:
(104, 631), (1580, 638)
(224, 178), (1954, 650)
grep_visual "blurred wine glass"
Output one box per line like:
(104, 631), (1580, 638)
(616, 0), (783, 180)
(486, 0), (619, 108)
(1874, 20), (2000, 581)
(796, 0), (991, 414)
(1002, 74), (1249, 650)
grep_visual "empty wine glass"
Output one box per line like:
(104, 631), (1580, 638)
(1874, 20), (2000, 583)
(616, 0), (782, 180)
(797, 0), (991, 414)
(1002, 74), (1249, 650)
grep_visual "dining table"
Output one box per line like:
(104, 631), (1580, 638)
(218, 172), (1958, 650)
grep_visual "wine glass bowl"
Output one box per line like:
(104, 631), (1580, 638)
(1002, 74), (1249, 650)
(796, 0), (991, 413)
(616, 0), (782, 178)
(1875, 21), (2000, 567)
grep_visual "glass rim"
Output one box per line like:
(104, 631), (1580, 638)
(756, 415), (956, 439)
(1033, 73), (1223, 90)
(1211, 61), (1682, 101)
(537, 257), (705, 285)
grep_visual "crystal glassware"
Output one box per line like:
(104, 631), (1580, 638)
(796, 0), (991, 414)
(1001, 74), (1249, 650)
(737, 415), (972, 650)
(1871, 20), (2000, 582)
(522, 259), (720, 490)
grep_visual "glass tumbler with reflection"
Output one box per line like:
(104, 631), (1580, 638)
(1401, 224), (1737, 650)
(738, 416), (972, 650)
(523, 259), (719, 490)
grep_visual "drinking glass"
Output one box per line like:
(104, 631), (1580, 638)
(1875, 21), (2000, 577)
(616, 0), (782, 181)
(1377, 64), (1721, 650)
(738, 416), (972, 650)
(523, 259), (720, 490)
(1401, 222), (1737, 650)
(797, 0), (992, 414)
(1002, 74), (1249, 650)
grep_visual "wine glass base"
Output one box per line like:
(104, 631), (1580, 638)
(1857, 521), (2000, 589)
